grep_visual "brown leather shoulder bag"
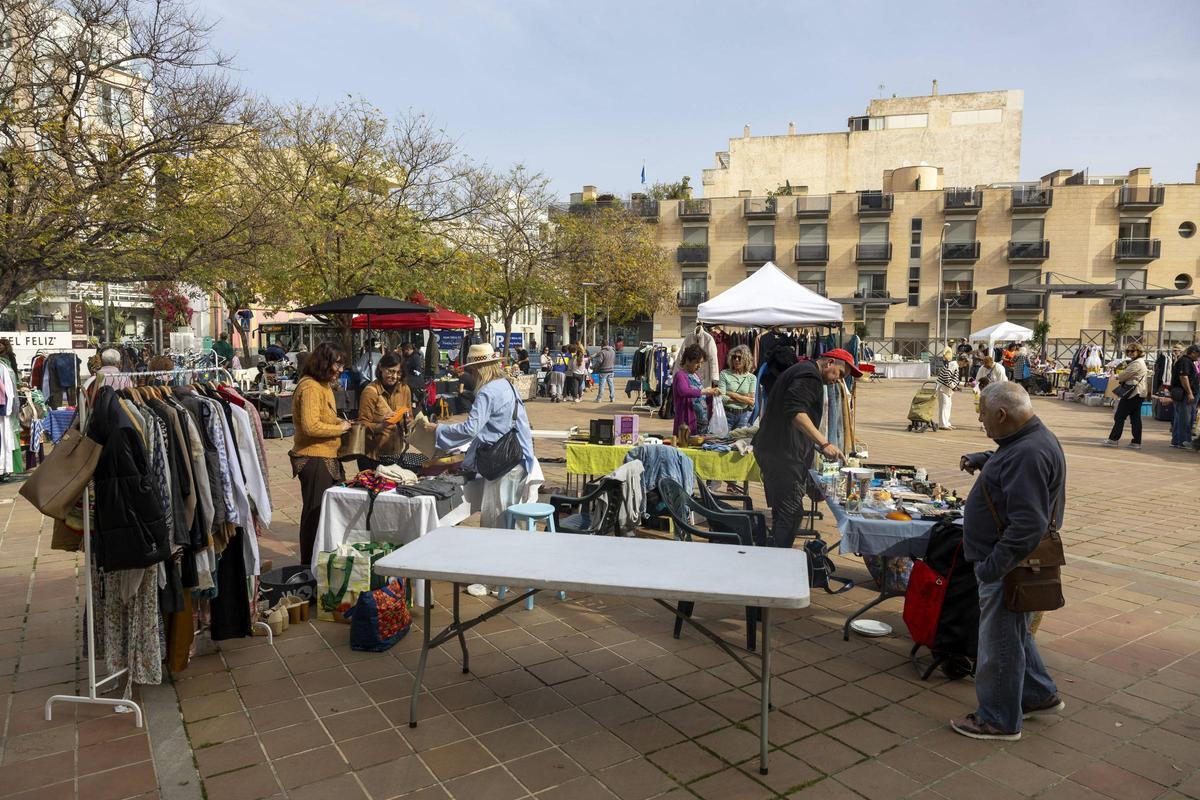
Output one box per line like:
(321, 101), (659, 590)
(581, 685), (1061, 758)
(980, 484), (1066, 613)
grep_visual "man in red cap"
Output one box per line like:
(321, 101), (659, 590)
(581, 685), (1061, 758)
(752, 349), (861, 549)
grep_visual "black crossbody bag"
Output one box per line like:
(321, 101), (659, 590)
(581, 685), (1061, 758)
(474, 381), (524, 480)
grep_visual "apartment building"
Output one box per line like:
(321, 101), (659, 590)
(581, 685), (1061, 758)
(637, 164), (1200, 346)
(702, 86), (1022, 197)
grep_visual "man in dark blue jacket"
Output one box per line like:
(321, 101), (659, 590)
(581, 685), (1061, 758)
(952, 382), (1066, 741)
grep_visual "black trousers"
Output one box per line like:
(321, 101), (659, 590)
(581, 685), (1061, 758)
(1109, 394), (1143, 444)
(760, 454), (815, 550)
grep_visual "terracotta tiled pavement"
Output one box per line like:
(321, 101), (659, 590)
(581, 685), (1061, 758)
(2, 380), (1199, 799)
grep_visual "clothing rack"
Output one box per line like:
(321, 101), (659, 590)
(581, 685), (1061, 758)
(45, 366), (272, 729)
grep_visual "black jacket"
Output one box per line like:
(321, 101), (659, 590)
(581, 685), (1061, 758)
(88, 387), (171, 571)
(962, 416), (1066, 583)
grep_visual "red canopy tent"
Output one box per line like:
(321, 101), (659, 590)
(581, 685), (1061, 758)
(350, 306), (474, 330)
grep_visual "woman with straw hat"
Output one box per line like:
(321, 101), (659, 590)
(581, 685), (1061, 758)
(424, 343), (539, 526)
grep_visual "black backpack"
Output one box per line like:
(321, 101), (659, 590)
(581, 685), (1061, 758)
(905, 518), (979, 679)
(803, 536), (853, 594)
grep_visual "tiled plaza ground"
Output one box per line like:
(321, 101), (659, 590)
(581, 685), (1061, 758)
(1, 378), (1198, 800)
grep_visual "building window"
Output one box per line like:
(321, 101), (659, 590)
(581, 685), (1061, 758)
(1179, 222), (1196, 239)
(797, 270), (826, 296)
(950, 108), (1003, 126)
(1115, 268), (1147, 290)
(1119, 219), (1151, 240)
(849, 115), (883, 131)
(946, 318), (973, 339)
(908, 219), (922, 306)
(943, 269), (974, 293)
(1175, 274), (1193, 290)
(859, 221), (889, 244)
(798, 222), (827, 245)
(747, 223), (774, 246)
(682, 225), (708, 246)
(99, 83), (132, 127)
(1163, 320), (1196, 344)
(885, 113), (928, 129)
(1011, 217), (1044, 242)
(946, 219), (977, 243)
(857, 272), (887, 297)
(679, 314), (696, 337)
(681, 272), (706, 297)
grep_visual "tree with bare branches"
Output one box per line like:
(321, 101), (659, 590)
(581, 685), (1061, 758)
(0, 0), (256, 311)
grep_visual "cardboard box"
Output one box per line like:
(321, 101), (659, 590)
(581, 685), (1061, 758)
(613, 414), (639, 446)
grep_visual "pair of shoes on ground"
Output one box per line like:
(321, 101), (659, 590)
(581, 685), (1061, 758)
(950, 696), (1066, 741)
(1101, 439), (1140, 449)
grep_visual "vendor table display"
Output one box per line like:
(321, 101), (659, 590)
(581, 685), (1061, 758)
(312, 486), (472, 604)
(871, 361), (931, 380)
(566, 441), (761, 483)
(809, 468), (957, 640)
(375, 527), (809, 775)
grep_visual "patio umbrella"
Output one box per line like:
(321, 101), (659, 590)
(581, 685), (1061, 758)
(295, 292), (433, 349)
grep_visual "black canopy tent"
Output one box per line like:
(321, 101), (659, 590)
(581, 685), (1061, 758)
(294, 292), (433, 354)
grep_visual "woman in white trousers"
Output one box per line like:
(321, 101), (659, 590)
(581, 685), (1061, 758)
(935, 361), (961, 429)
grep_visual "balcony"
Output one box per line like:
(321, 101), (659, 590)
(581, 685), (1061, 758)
(676, 245), (709, 264)
(742, 244), (776, 265)
(944, 188), (984, 214)
(1114, 238), (1161, 262)
(854, 289), (891, 300)
(678, 198), (711, 220)
(942, 290), (978, 310)
(1008, 240), (1051, 262)
(677, 290), (708, 308)
(1006, 293), (1044, 311)
(794, 195), (831, 218)
(1011, 186), (1053, 210)
(855, 243), (892, 264)
(742, 197), (777, 219)
(794, 244), (830, 264)
(857, 191), (893, 216)
(629, 198), (659, 221)
(941, 241), (981, 263)
(1117, 186), (1165, 210)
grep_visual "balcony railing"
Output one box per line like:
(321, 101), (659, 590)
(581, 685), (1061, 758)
(629, 198), (659, 220)
(1117, 186), (1165, 209)
(676, 245), (709, 264)
(944, 188), (983, 213)
(942, 241), (981, 262)
(855, 243), (892, 263)
(1006, 293), (1043, 310)
(794, 244), (830, 264)
(942, 290), (978, 310)
(1114, 238), (1161, 261)
(1011, 186), (1053, 210)
(854, 289), (891, 299)
(677, 290), (708, 308)
(678, 198), (711, 220)
(742, 197), (777, 219)
(742, 244), (776, 264)
(857, 191), (893, 215)
(794, 195), (831, 217)
(1008, 240), (1050, 261)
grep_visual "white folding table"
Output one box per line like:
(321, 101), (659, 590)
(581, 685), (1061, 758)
(374, 527), (810, 774)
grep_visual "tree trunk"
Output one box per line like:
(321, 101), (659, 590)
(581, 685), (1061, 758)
(502, 314), (514, 362)
(227, 308), (253, 361)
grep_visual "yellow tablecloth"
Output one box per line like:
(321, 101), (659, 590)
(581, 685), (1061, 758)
(566, 442), (762, 483)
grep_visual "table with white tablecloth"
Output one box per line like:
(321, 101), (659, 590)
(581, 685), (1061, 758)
(871, 361), (931, 380)
(312, 486), (476, 604)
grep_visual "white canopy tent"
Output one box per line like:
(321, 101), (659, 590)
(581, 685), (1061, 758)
(970, 321), (1034, 346)
(697, 262), (843, 327)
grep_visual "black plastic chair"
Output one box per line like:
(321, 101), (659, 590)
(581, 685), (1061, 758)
(658, 477), (762, 651)
(549, 478), (623, 536)
(696, 482), (770, 547)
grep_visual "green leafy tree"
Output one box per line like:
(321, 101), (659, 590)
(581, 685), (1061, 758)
(646, 176), (692, 201)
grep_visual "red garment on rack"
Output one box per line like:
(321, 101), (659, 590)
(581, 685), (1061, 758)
(30, 354), (45, 390)
(712, 329), (730, 372)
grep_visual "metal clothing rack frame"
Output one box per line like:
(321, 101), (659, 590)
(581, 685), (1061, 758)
(46, 366), (272, 728)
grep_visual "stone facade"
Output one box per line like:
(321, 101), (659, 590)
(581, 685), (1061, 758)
(701, 89), (1022, 198)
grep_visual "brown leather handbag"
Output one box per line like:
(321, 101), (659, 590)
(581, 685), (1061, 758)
(981, 485), (1066, 613)
(337, 422), (368, 460)
(20, 424), (102, 520)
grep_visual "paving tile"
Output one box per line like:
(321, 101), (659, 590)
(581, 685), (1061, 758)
(237, 677), (301, 708)
(180, 689), (244, 723)
(582, 694), (650, 728)
(875, 742), (959, 785)
(259, 720), (331, 759)
(421, 739), (497, 782)
(647, 740), (724, 783)
(1071, 761), (1166, 800)
(530, 707), (603, 743)
(76, 761), (158, 800)
(825, 718), (903, 757)
(696, 725), (761, 764)
(0, 752), (76, 796)
(186, 712), (254, 748)
(77, 733), (152, 775)
(506, 747), (585, 793)
(399, 712), (471, 752)
(690, 766), (774, 800)
(441, 765), (526, 800)
(560, 730), (638, 771)
(0, 727), (76, 764)
(274, 744), (349, 790)
(322, 705), (392, 741)
(286, 772), (367, 800)
(834, 760), (922, 800)
(341, 729), (413, 771)
(610, 715), (686, 753)
(355, 754), (437, 799)
(596, 758), (675, 800)
(737, 750), (822, 795)
(246, 698), (315, 732)
(195, 736), (265, 777)
(657, 702), (728, 738)
(534, 775), (621, 800)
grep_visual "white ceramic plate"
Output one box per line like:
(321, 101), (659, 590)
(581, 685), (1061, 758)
(850, 619), (893, 637)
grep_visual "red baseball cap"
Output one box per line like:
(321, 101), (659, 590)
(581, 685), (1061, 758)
(819, 348), (863, 377)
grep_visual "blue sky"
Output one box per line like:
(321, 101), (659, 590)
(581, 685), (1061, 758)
(197, 0), (1200, 197)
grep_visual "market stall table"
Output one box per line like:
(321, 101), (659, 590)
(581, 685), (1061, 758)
(566, 441), (762, 489)
(809, 470), (939, 640)
(375, 527), (809, 775)
(312, 485), (473, 604)
(871, 361), (931, 380)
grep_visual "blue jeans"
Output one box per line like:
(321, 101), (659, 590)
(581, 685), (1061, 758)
(973, 564), (1058, 733)
(1171, 398), (1196, 445)
(594, 373), (614, 402)
(727, 409), (753, 430)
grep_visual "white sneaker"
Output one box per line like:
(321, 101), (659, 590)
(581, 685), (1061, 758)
(1101, 439), (1118, 447)
(1127, 442), (1142, 450)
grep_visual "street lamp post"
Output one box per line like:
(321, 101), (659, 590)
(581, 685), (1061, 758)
(581, 282), (599, 349)
(937, 222), (950, 348)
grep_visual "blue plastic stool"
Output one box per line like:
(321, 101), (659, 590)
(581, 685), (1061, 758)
(499, 502), (564, 609)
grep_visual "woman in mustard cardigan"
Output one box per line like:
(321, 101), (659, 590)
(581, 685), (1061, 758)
(291, 341), (351, 565)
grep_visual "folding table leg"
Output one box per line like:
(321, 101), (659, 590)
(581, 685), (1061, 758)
(409, 580), (434, 728)
(759, 607), (771, 775)
(453, 582), (469, 674)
